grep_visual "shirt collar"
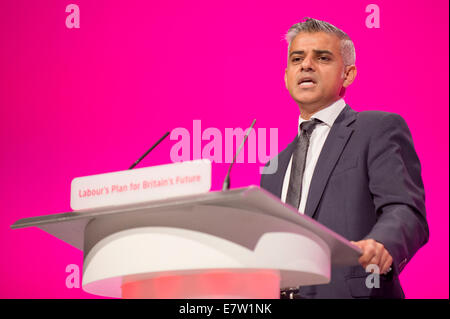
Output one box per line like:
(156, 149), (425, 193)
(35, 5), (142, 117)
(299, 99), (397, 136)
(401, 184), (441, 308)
(298, 99), (346, 134)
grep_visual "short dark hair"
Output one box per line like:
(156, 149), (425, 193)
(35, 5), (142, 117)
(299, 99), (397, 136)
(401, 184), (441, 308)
(286, 18), (356, 65)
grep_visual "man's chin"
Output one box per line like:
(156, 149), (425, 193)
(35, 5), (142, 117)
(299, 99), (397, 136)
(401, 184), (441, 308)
(294, 97), (321, 106)
(292, 89), (320, 101)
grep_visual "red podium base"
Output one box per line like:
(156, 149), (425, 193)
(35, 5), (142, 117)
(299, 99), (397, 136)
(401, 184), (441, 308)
(121, 270), (281, 299)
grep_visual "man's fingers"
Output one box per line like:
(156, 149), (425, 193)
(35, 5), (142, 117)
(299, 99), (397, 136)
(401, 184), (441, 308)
(380, 254), (393, 274)
(367, 244), (383, 268)
(353, 239), (393, 274)
(358, 243), (377, 267)
(366, 246), (392, 274)
(367, 258), (381, 271)
(378, 249), (389, 273)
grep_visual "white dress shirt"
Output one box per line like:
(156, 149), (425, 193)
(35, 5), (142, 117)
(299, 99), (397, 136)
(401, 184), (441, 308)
(281, 99), (347, 214)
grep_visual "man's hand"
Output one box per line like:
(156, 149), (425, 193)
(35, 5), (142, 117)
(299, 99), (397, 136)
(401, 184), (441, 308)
(351, 239), (393, 274)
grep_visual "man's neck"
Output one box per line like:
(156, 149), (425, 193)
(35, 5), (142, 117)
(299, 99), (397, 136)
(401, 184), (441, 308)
(299, 98), (341, 120)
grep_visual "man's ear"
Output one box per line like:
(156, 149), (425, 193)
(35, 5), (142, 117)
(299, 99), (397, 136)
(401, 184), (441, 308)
(343, 65), (357, 88)
(284, 69), (288, 89)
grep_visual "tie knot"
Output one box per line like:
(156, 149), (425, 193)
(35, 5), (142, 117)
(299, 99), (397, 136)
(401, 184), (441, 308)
(300, 119), (321, 135)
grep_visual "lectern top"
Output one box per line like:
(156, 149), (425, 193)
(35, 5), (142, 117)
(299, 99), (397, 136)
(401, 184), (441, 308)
(11, 186), (361, 265)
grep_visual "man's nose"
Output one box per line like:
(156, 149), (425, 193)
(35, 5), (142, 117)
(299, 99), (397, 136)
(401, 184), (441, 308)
(301, 55), (314, 72)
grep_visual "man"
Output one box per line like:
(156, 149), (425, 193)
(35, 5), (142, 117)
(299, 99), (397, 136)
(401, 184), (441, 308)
(260, 18), (429, 298)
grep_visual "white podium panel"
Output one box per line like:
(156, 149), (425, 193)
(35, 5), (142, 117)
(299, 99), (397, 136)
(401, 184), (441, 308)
(11, 186), (361, 299)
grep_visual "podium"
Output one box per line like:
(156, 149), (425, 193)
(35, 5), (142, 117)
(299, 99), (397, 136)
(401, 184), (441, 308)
(11, 186), (361, 298)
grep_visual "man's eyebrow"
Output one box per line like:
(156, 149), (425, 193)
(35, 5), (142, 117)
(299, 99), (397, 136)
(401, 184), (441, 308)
(289, 50), (304, 57)
(289, 49), (334, 57)
(314, 50), (334, 56)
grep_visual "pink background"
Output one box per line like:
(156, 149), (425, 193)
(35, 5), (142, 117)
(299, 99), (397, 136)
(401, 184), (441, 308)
(0, 0), (448, 298)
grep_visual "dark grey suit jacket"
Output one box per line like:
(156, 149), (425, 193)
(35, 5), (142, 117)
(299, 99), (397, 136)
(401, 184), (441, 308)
(260, 105), (429, 298)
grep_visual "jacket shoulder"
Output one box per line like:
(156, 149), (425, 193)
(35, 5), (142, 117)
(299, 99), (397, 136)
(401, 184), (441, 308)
(356, 110), (405, 122)
(353, 109), (408, 131)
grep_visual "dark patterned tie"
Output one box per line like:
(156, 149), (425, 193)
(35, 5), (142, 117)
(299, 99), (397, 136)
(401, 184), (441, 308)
(285, 119), (321, 210)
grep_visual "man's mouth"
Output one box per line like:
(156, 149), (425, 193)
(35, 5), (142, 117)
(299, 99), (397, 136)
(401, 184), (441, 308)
(298, 77), (317, 88)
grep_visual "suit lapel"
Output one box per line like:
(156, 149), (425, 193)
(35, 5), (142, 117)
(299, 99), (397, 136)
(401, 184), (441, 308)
(304, 105), (357, 218)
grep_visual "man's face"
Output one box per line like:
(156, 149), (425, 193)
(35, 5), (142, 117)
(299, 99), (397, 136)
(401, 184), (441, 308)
(285, 31), (354, 110)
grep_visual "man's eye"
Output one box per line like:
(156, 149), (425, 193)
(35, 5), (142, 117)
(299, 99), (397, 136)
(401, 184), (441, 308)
(319, 56), (330, 61)
(292, 57), (302, 62)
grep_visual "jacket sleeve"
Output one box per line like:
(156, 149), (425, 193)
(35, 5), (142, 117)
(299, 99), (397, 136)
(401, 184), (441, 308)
(364, 113), (429, 276)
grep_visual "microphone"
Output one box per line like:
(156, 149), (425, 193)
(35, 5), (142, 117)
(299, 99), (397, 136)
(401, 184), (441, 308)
(129, 131), (170, 170)
(222, 119), (256, 191)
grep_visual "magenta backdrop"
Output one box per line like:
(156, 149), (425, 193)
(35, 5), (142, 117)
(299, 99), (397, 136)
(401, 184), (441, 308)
(0, 0), (448, 299)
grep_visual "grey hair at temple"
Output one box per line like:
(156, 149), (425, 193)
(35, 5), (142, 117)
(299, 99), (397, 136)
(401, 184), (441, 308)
(285, 18), (356, 66)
